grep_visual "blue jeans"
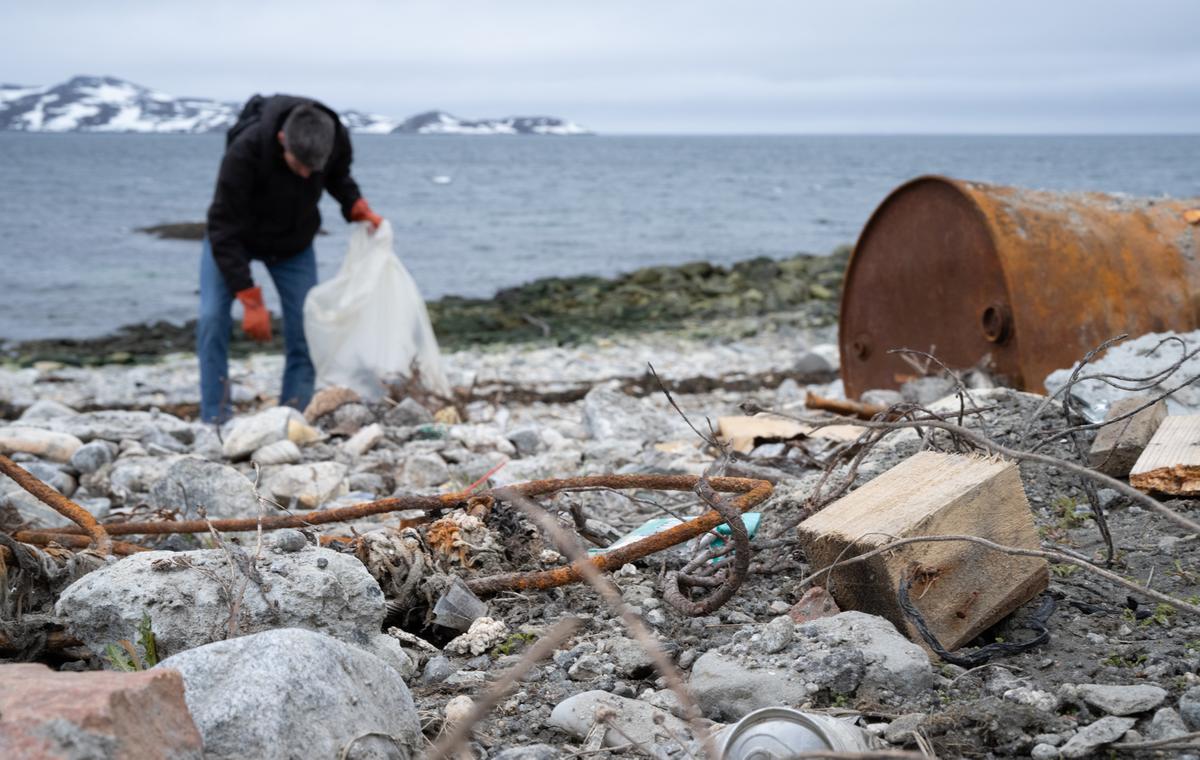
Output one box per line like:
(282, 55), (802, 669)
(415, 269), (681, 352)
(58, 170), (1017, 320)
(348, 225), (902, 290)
(198, 239), (317, 423)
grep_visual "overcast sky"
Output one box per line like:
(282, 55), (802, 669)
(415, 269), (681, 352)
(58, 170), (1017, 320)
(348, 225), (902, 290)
(5, 1), (1198, 134)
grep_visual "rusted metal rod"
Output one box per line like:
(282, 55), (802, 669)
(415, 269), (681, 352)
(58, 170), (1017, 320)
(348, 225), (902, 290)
(14, 532), (149, 555)
(24, 492), (464, 538)
(805, 391), (887, 420)
(0, 453), (111, 556)
(467, 474), (772, 595)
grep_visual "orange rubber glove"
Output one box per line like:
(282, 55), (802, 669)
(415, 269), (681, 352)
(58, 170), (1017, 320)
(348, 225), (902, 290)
(350, 197), (383, 231)
(235, 286), (272, 342)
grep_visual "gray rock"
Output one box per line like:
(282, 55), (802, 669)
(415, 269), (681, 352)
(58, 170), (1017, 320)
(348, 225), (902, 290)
(18, 399), (79, 422)
(605, 637), (656, 678)
(385, 398), (434, 427)
(69, 439), (117, 475)
(250, 439), (302, 466)
(263, 462), (348, 508)
(757, 615), (795, 654)
(884, 713), (925, 744)
(151, 457), (259, 520)
(1059, 716), (1137, 758)
(1077, 683), (1168, 716)
(157, 628), (420, 760)
(581, 383), (686, 442)
(568, 654), (606, 681)
(548, 690), (698, 753)
(107, 455), (179, 504)
(329, 403), (376, 435)
(0, 425), (83, 462)
(272, 529), (308, 553)
(1148, 707), (1189, 741)
(35, 409), (194, 446)
(507, 426), (545, 457)
(1182, 686), (1200, 730)
(900, 376), (958, 405)
(9, 460), (77, 497)
(0, 489), (73, 529)
(860, 389), (905, 408)
(421, 655), (455, 685)
(56, 546), (412, 676)
(691, 612), (932, 721)
(222, 407), (304, 460)
(349, 471), (387, 495)
(794, 351), (833, 375)
(343, 423), (384, 457)
(1031, 743), (1061, 760)
(401, 452), (451, 488)
(1004, 687), (1060, 714)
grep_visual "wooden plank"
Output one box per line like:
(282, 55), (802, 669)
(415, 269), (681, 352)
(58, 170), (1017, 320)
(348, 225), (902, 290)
(716, 415), (861, 454)
(1130, 414), (1200, 494)
(1088, 396), (1168, 477)
(796, 451), (1048, 652)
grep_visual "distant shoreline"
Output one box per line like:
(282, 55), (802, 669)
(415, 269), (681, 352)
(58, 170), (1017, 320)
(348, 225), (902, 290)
(2, 247), (849, 367)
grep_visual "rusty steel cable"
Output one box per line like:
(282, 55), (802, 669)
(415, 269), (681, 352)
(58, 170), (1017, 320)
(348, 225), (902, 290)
(466, 474), (772, 595)
(662, 478), (751, 615)
(0, 453), (111, 556)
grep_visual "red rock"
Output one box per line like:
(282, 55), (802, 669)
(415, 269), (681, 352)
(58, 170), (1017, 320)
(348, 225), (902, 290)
(788, 585), (841, 624)
(0, 664), (202, 760)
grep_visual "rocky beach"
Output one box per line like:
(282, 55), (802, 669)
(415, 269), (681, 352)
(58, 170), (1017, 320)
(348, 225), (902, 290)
(2, 255), (1199, 759)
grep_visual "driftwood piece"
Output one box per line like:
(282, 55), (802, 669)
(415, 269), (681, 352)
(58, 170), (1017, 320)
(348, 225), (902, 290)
(796, 451), (1048, 652)
(716, 415), (860, 453)
(1130, 414), (1200, 494)
(1088, 396), (1168, 477)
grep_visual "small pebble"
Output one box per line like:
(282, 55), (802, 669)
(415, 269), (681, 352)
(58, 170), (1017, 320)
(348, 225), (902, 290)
(272, 529), (307, 553)
(316, 557), (329, 569)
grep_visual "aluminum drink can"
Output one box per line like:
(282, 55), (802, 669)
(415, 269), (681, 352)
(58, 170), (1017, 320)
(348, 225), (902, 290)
(716, 707), (876, 759)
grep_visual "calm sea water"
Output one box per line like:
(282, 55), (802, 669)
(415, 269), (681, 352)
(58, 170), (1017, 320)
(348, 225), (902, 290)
(1, 133), (1197, 342)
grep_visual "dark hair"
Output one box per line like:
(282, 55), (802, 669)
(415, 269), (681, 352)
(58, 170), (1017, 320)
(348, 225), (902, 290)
(282, 104), (335, 171)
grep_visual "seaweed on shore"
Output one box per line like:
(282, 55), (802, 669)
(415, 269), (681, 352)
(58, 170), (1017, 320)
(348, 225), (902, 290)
(2, 246), (849, 367)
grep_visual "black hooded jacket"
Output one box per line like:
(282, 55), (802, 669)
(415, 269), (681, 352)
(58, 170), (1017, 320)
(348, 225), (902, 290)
(205, 95), (363, 294)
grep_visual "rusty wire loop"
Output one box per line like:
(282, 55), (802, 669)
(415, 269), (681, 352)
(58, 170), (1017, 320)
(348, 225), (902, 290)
(663, 478), (751, 616)
(466, 474), (772, 596)
(0, 453), (111, 556)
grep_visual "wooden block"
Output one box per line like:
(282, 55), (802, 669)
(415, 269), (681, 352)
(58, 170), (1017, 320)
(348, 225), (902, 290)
(716, 415), (861, 454)
(1130, 414), (1200, 494)
(796, 451), (1048, 652)
(1088, 396), (1168, 477)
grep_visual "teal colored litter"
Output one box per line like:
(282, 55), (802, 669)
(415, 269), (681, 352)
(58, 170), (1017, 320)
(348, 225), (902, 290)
(588, 513), (761, 557)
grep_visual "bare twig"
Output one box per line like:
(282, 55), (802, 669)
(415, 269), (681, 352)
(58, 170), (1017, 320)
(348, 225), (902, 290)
(423, 617), (581, 760)
(496, 488), (719, 759)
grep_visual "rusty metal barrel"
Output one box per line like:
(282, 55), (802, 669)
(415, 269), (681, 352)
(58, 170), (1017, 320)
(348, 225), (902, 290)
(839, 176), (1200, 399)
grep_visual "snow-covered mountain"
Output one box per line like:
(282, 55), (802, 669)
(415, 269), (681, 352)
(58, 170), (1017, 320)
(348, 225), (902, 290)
(394, 110), (590, 135)
(0, 75), (590, 135)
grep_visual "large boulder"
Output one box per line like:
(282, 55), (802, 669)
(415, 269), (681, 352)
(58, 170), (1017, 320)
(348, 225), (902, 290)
(56, 545), (411, 675)
(690, 612), (933, 721)
(0, 663), (202, 760)
(156, 628), (421, 760)
(150, 457), (259, 520)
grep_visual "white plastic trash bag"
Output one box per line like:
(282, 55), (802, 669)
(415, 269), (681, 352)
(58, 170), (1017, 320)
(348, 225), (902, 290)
(303, 220), (450, 400)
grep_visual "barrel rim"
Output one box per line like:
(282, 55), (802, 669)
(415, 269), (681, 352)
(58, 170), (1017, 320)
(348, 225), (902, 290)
(838, 174), (1002, 394)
